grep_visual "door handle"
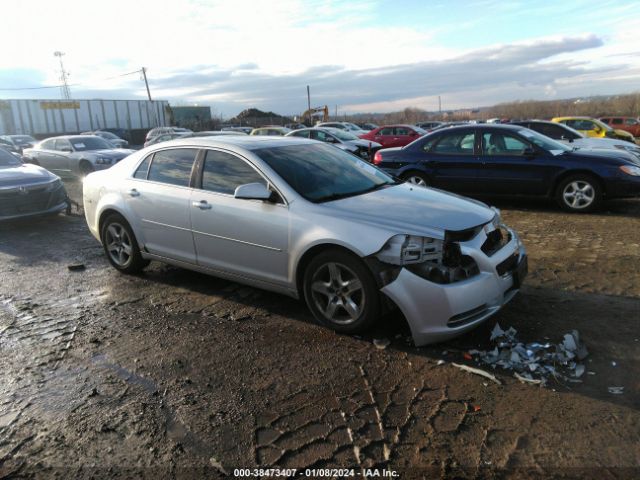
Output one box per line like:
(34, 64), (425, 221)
(192, 200), (212, 210)
(128, 189), (140, 197)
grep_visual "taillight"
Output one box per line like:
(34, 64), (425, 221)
(373, 151), (382, 165)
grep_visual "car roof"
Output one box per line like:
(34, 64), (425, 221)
(432, 124), (523, 132)
(163, 135), (314, 152)
(40, 135), (101, 141)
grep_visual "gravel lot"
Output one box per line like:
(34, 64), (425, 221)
(0, 179), (639, 479)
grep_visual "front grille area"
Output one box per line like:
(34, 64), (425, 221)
(496, 253), (519, 276)
(0, 183), (66, 217)
(481, 226), (511, 256)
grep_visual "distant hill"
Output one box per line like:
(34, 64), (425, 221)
(228, 108), (293, 127)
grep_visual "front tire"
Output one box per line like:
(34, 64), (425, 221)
(101, 213), (148, 273)
(555, 174), (602, 212)
(303, 249), (380, 334)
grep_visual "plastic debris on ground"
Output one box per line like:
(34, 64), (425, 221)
(373, 338), (391, 350)
(466, 323), (589, 387)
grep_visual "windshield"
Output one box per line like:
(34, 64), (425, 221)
(255, 143), (397, 203)
(0, 148), (22, 166)
(11, 135), (36, 145)
(328, 129), (359, 141)
(69, 137), (113, 151)
(97, 131), (119, 139)
(413, 126), (427, 134)
(344, 123), (362, 131)
(593, 119), (614, 132)
(517, 129), (572, 154)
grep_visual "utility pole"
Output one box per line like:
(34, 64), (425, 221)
(335, 105), (337, 119)
(438, 95), (442, 115)
(306, 85), (311, 125)
(141, 67), (159, 127)
(53, 51), (71, 100)
(142, 67), (153, 101)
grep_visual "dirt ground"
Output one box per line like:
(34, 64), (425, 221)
(0, 179), (639, 479)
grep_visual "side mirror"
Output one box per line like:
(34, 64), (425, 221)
(61, 147), (72, 152)
(523, 147), (537, 157)
(234, 182), (273, 201)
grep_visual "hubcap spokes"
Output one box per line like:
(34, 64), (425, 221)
(408, 176), (427, 187)
(105, 223), (132, 266)
(563, 181), (595, 209)
(311, 262), (364, 325)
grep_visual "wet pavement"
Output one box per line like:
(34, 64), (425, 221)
(0, 179), (639, 479)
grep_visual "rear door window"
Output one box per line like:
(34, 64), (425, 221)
(378, 127), (394, 136)
(482, 132), (528, 155)
(432, 131), (476, 155)
(147, 148), (197, 187)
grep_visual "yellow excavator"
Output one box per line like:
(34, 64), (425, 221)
(303, 105), (329, 125)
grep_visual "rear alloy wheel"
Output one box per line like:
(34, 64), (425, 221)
(402, 172), (429, 188)
(101, 214), (148, 273)
(303, 249), (380, 334)
(556, 174), (602, 212)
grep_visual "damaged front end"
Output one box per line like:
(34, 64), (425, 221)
(369, 213), (527, 346)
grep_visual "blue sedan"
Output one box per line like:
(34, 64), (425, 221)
(373, 124), (640, 212)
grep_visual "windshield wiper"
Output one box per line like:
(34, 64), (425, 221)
(314, 183), (393, 203)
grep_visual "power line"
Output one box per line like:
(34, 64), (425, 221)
(0, 68), (144, 91)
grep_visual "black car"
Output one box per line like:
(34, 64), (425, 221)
(373, 124), (640, 212)
(0, 148), (68, 221)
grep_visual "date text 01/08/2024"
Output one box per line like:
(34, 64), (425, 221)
(233, 468), (400, 477)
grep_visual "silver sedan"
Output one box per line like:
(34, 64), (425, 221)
(83, 136), (527, 345)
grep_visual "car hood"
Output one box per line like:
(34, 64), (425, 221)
(0, 163), (57, 187)
(563, 148), (640, 165)
(572, 137), (640, 150)
(323, 183), (495, 235)
(345, 139), (382, 149)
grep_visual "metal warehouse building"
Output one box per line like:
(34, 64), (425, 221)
(0, 99), (169, 137)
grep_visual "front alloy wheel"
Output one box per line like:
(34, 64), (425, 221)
(556, 174), (602, 212)
(311, 262), (364, 325)
(303, 249), (380, 333)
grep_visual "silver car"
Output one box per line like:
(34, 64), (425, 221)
(83, 136), (527, 345)
(286, 127), (381, 161)
(23, 135), (135, 176)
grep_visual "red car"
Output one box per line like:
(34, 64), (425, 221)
(359, 124), (427, 148)
(599, 117), (640, 138)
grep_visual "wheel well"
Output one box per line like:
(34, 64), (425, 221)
(550, 170), (604, 197)
(98, 209), (124, 241)
(295, 243), (363, 298)
(399, 169), (428, 180)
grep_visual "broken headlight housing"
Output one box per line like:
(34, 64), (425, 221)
(375, 234), (479, 284)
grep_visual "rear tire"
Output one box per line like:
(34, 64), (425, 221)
(101, 213), (149, 273)
(401, 171), (429, 188)
(79, 161), (94, 177)
(555, 174), (602, 213)
(303, 249), (380, 334)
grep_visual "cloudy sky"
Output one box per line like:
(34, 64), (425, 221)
(1, 0), (639, 117)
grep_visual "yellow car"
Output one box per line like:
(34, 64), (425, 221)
(552, 116), (636, 143)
